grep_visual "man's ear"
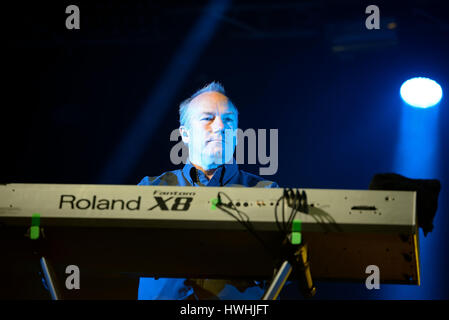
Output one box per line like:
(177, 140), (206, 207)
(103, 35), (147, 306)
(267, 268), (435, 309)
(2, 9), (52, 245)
(179, 126), (190, 144)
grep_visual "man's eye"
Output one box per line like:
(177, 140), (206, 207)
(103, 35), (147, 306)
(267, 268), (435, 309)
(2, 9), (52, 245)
(201, 117), (212, 121)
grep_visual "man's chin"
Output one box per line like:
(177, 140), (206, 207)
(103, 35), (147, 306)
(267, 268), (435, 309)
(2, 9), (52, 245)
(203, 152), (233, 166)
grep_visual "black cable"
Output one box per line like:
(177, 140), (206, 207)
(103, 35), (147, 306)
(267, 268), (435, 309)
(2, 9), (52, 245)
(286, 189), (301, 233)
(215, 190), (313, 298)
(216, 191), (291, 294)
(276, 188), (297, 240)
(284, 189), (309, 236)
(216, 191), (276, 258)
(274, 194), (286, 236)
(282, 189), (288, 234)
(216, 189), (300, 255)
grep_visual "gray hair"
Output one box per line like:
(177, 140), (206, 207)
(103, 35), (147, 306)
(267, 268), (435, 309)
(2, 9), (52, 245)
(179, 81), (238, 127)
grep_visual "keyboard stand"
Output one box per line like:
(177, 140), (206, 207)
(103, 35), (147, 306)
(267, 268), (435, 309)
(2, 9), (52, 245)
(40, 256), (61, 300)
(262, 243), (316, 300)
(29, 223), (62, 300)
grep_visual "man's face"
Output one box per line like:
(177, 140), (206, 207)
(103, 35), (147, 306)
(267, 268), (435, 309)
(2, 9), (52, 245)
(181, 91), (238, 169)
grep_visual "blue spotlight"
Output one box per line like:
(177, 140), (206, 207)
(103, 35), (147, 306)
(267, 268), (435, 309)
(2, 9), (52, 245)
(400, 77), (443, 108)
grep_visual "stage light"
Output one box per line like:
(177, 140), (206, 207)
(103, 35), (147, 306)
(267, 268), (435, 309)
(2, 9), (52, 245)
(391, 76), (442, 300)
(400, 77), (443, 108)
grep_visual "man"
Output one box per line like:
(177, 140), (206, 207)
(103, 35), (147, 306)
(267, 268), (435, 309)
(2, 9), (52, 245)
(138, 82), (279, 300)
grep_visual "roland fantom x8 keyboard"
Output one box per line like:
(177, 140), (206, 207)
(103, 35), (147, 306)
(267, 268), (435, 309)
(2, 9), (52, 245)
(0, 183), (420, 296)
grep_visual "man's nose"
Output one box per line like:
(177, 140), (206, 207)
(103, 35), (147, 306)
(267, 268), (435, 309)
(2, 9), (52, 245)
(211, 116), (225, 133)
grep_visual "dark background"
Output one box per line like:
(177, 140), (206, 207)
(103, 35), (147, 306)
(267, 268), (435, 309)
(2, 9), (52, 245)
(3, 0), (448, 299)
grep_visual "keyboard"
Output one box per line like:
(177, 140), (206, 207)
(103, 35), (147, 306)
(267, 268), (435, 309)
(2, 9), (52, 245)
(0, 183), (420, 296)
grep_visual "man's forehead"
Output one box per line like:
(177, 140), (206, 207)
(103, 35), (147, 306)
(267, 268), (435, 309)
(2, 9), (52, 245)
(189, 91), (237, 114)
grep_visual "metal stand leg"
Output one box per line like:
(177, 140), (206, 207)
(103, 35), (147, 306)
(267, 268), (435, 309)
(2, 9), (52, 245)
(262, 243), (316, 300)
(40, 257), (60, 300)
(262, 260), (293, 300)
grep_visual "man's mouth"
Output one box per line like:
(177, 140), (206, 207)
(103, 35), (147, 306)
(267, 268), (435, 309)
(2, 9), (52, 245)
(208, 138), (223, 143)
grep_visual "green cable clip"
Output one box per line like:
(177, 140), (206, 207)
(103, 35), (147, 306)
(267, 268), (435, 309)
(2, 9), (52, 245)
(30, 213), (40, 240)
(210, 198), (219, 210)
(291, 219), (302, 245)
